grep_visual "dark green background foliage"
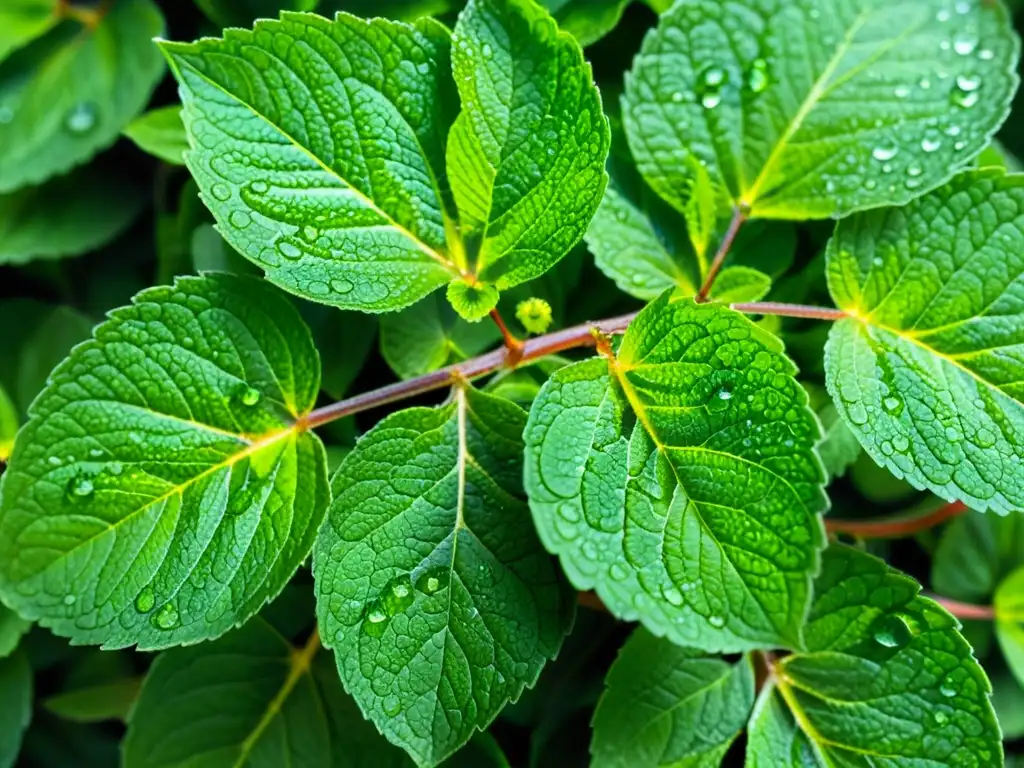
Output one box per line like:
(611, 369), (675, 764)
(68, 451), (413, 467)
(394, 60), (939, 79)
(2, 0), (1024, 766)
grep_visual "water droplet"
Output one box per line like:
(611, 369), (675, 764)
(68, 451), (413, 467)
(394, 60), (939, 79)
(699, 66), (728, 109)
(415, 567), (449, 596)
(331, 279), (354, 294)
(365, 601), (389, 625)
(383, 695), (401, 715)
(670, 90), (684, 103)
(0, 105), (12, 124)
(708, 615), (726, 628)
(873, 256), (884, 267)
(978, 49), (994, 61)
(956, 73), (981, 92)
(872, 145), (898, 162)
(883, 396), (903, 414)
(278, 241), (302, 260)
(893, 85), (910, 98)
(64, 102), (98, 135)
(238, 386), (261, 407)
(229, 210), (251, 229)
(662, 587), (684, 606)
(66, 475), (94, 500)
(152, 603), (180, 630)
(922, 136), (942, 153)
(940, 681), (958, 698)
(302, 225), (318, 242)
(107, 461), (123, 476)
(953, 33), (978, 56)
(873, 614), (915, 648)
(47, 456), (63, 467)
(250, 181), (269, 194)
(906, 177), (922, 190)
(63, 594), (76, 606)
(89, 448), (104, 459)
(135, 587), (155, 614)
(383, 574), (414, 616)
(893, 435), (910, 453)
(609, 563), (628, 582)
(955, 0), (971, 13)
(747, 58), (769, 93)
(937, 8), (951, 21)
(211, 184), (231, 202)
(907, 165), (923, 177)
(934, 711), (948, 724)
(919, 77), (932, 90)
(481, 43), (493, 58)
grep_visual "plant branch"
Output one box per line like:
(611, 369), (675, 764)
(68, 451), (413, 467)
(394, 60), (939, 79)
(58, 0), (112, 28)
(730, 302), (848, 321)
(298, 311), (638, 431)
(489, 308), (524, 364)
(929, 596), (995, 621)
(824, 501), (969, 539)
(696, 206), (747, 303)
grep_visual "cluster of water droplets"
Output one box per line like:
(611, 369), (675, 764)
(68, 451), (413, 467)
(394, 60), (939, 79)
(359, 568), (451, 637)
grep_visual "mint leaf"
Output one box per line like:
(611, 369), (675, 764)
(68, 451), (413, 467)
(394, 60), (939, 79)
(319, 0), (457, 22)
(623, 0), (1019, 219)
(0, 275), (329, 650)
(123, 107), (187, 166)
(996, 566), (1024, 689)
(448, 0), (609, 290)
(539, 0), (630, 47)
(123, 618), (411, 768)
(0, 651), (31, 768)
(524, 295), (827, 652)
(194, 0), (318, 27)
(826, 170), (1024, 513)
(43, 678), (140, 724)
(161, 13), (461, 312)
(314, 385), (574, 766)
(0, 382), (16, 462)
(0, 165), (144, 265)
(932, 508), (1024, 603)
(806, 385), (861, 481)
(0, 0), (57, 62)
(768, 544), (1002, 766)
(745, 688), (818, 767)
(0, 0), (166, 192)
(591, 628), (754, 767)
(380, 293), (499, 380)
(0, 606), (29, 660)
(710, 266), (772, 303)
(14, 305), (94, 414)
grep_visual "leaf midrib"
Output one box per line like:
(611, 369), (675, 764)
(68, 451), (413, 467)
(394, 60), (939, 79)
(170, 53), (459, 276)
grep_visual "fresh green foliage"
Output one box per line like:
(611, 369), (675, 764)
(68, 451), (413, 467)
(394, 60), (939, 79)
(314, 384), (574, 765)
(623, 0), (1019, 220)
(591, 629), (753, 766)
(826, 170), (1024, 513)
(0, 0), (166, 193)
(3, 0), (1024, 765)
(0, 274), (329, 649)
(524, 294), (826, 651)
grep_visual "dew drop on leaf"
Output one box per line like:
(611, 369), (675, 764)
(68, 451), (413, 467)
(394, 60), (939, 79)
(238, 385), (261, 407)
(698, 66), (728, 109)
(278, 241), (302, 260)
(662, 586), (684, 606)
(66, 475), (95, 500)
(64, 102), (98, 135)
(747, 58), (769, 93)
(135, 587), (156, 614)
(210, 183), (231, 202)
(872, 145), (898, 162)
(383, 695), (401, 716)
(63, 594), (76, 606)
(953, 32), (978, 56)
(708, 615), (725, 628)
(152, 603), (180, 630)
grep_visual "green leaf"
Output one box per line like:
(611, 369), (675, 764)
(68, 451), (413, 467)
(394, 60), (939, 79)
(161, 12), (461, 312)
(43, 677), (140, 724)
(446, 278), (500, 322)
(539, 0), (631, 47)
(317, 0), (458, 22)
(591, 628), (754, 767)
(303, 306), (378, 400)
(0, 274), (329, 650)
(123, 106), (188, 166)
(448, 0), (609, 290)
(932, 508), (1024, 603)
(123, 617), (411, 768)
(0, 383), (16, 462)
(766, 544), (1001, 767)
(380, 293), (499, 380)
(0, 165), (144, 265)
(194, 0), (318, 27)
(14, 305), (94, 414)
(996, 565), (1024, 688)
(825, 170), (1024, 513)
(623, 0), (1019, 220)
(991, 667), (1024, 740)
(0, 0), (58, 62)
(314, 384), (575, 766)
(805, 385), (861, 481)
(0, 651), (31, 768)
(0, 605), (29, 660)
(0, 0), (166, 192)
(744, 687), (818, 767)
(484, 355), (570, 407)
(710, 266), (772, 304)
(524, 295), (827, 652)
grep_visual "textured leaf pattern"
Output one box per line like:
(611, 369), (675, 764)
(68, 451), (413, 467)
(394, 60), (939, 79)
(315, 385), (574, 766)
(623, 0), (1019, 219)
(524, 295), (826, 652)
(591, 628), (753, 767)
(0, 0), (166, 192)
(448, 0), (609, 289)
(161, 13), (460, 311)
(0, 275), (329, 650)
(826, 170), (1024, 513)
(763, 545), (1002, 767)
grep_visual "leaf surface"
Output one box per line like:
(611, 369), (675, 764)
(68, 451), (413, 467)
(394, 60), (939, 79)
(448, 0), (609, 289)
(623, 0), (1019, 219)
(826, 170), (1024, 513)
(0, 606), (29, 660)
(0, 0), (166, 192)
(315, 385), (574, 766)
(123, 106), (188, 166)
(933, 508), (1024, 602)
(123, 618), (411, 768)
(996, 565), (1024, 689)
(539, 0), (631, 47)
(524, 295), (827, 652)
(0, 274), (329, 649)
(591, 628), (753, 767)
(161, 12), (461, 312)
(760, 544), (1002, 767)
(0, 0), (58, 62)
(0, 652), (31, 768)
(0, 165), (144, 265)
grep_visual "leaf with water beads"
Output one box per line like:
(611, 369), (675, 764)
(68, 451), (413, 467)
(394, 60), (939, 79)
(0, 274), (329, 650)
(826, 170), (1024, 513)
(0, 0), (166, 192)
(623, 0), (1019, 220)
(524, 294), (827, 653)
(747, 544), (1002, 767)
(313, 384), (574, 767)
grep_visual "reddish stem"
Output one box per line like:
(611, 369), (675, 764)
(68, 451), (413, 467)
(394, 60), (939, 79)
(489, 309), (524, 365)
(930, 597), (995, 621)
(824, 501), (969, 539)
(696, 207), (747, 303)
(577, 592), (609, 613)
(730, 302), (848, 321)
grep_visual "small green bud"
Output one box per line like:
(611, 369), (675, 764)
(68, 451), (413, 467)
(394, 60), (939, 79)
(516, 298), (553, 335)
